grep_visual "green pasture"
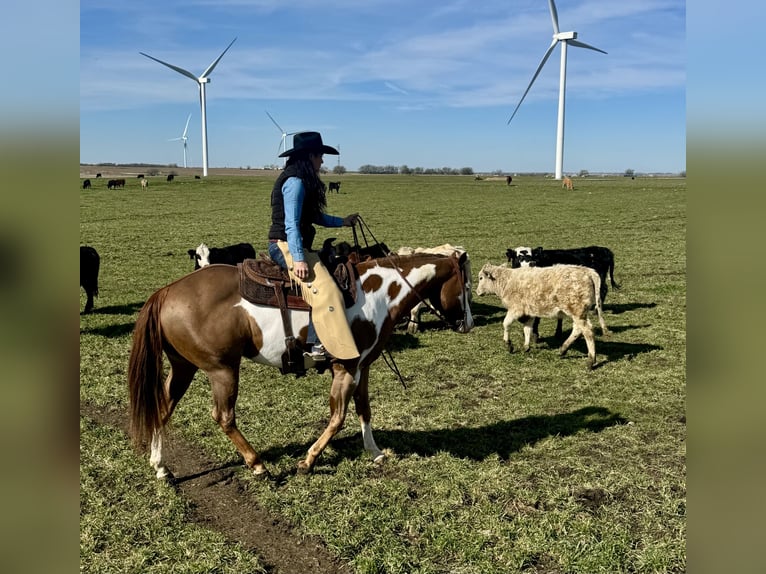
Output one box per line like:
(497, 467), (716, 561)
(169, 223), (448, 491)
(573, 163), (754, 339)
(80, 173), (686, 573)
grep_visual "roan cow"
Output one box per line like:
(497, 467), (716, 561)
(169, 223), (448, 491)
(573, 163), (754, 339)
(476, 263), (610, 369)
(187, 242), (256, 270)
(141, 179), (148, 190)
(80, 245), (100, 314)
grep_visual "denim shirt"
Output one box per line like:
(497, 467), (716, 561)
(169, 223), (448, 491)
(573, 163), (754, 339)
(283, 176), (343, 262)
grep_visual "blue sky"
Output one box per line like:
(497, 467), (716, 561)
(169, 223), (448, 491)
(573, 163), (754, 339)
(80, 0), (685, 174)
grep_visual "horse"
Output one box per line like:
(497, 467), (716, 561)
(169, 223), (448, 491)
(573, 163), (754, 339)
(128, 251), (473, 479)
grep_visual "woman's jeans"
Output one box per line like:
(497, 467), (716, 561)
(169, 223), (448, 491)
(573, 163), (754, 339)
(268, 242), (319, 346)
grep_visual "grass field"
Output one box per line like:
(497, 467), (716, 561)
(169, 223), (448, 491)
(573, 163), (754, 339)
(80, 172), (686, 573)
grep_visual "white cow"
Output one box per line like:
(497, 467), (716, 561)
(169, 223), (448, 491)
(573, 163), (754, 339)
(476, 263), (610, 369)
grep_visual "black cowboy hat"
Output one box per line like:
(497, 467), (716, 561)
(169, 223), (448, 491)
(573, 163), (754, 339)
(279, 131), (339, 157)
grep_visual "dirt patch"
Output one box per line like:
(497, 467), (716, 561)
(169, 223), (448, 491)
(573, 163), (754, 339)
(81, 402), (353, 574)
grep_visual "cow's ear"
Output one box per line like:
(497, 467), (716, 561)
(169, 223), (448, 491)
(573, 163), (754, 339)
(506, 249), (515, 261)
(187, 249), (196, 258)
(532, 247), (542, 255)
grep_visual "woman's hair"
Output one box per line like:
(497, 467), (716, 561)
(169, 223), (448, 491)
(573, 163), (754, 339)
(285, 152), (327, 212)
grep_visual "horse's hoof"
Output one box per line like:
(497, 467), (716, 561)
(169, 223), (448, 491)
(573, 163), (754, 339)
(297, 461), (312, 475)
(586, 359), (596, 370)
(253, 469), (272, 481)
(373, 453), (386, 464)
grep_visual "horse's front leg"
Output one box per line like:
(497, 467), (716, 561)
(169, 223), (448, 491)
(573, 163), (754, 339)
(298, 363), (358, 474)
(354, 366), (384, 463)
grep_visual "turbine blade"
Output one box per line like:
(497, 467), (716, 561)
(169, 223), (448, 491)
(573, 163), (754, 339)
(182, 113), (192, 137)
(201, 37), (237, 78)
(507, 40), (558, 125)
(140, 52), (199, 82)
(568, 39), (607, 55)
(548, 0), (560, 35)
(265, 110), (284, 133)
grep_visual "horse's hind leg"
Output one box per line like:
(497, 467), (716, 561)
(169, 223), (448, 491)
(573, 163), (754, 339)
(151, 354), (197, 480)
(208, 365), (269, 477)
(353, 367), (384, 463)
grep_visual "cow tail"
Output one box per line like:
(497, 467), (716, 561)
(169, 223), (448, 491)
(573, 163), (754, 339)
(127, 288), (169, 448)
(609, 254), (621, 290)
(590, 270), (610, 335)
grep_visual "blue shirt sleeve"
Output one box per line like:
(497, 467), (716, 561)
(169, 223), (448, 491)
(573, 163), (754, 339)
(282, 177), (306, 261)
(283, 177), (345, 261)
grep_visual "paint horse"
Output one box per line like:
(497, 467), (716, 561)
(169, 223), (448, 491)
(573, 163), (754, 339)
(128, 252), (473, 479)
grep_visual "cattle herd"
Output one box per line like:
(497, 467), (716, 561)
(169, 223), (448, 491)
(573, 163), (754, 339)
(81, 174), (183, 190)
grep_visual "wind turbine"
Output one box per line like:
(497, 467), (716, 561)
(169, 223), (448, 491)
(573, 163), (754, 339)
(140, 38), (237, 177)
(265, 111), (297, 167)
(507, 0), (606, 180)
(168, 113), (192, 168)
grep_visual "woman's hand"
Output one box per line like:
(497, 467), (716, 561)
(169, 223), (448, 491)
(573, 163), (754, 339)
(293, 260), (309, 279)
(342, 213), (360, 227)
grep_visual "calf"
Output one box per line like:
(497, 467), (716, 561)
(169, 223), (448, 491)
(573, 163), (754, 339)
(167, 174), (175, 182)
(80, 246), (100, 313)
(506, 244), (619, 338)
(187, 242), (256, 270)
(82, 179), (91, 189)
(328, 181), (341, 193)
(476, 263), (609, 369)
(141, 179), (148, 190)
(562, 176), (574, 190)
(396, 244), (472, 334)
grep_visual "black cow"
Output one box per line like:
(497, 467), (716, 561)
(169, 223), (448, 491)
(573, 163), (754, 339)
(506, 245), (620, 338)
(80, 246), (100, 314)
(107, 178), (125, 190)
(506, 175), (513, 185)
(83, 179), (91, 189)
(96, 173), (102, 178)
(194, 175), (201, 179)
(328, 181), (341, 193)
(167, 174), (175, 182)
(187, 242), (255, 270)
(136, 174), (144, 179)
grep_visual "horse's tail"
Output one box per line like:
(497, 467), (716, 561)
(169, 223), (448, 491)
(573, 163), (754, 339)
(127, 288), (169, 447)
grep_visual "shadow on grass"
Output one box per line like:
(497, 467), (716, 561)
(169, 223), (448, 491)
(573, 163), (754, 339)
(82, 301), (145, 316)
(260, 406), (627, 466)
(605, 301), (657, 315)
(80, 322), (136, 338)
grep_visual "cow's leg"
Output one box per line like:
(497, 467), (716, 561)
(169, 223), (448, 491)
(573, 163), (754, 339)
(208, 365), (268, 477)
(531, 317), (541, 343)
(559, 316), (582, 358)
(299, 363), (358, 473)
(577, 318), (597, 369)
(555, 317), (564, 339)
(150, 355), (197, 480)
(353, 366), (384, 463)
(83, 289), (94, 314)
(502, 310), (517, 353)
(521, 318), (536, 352)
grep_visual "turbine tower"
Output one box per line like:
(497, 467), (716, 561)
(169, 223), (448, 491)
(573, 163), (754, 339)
(507, 0), (606, 180)
(169, 113), (192, 168)
(265, 110), (296, 167)
(140, 38), (237, 177)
